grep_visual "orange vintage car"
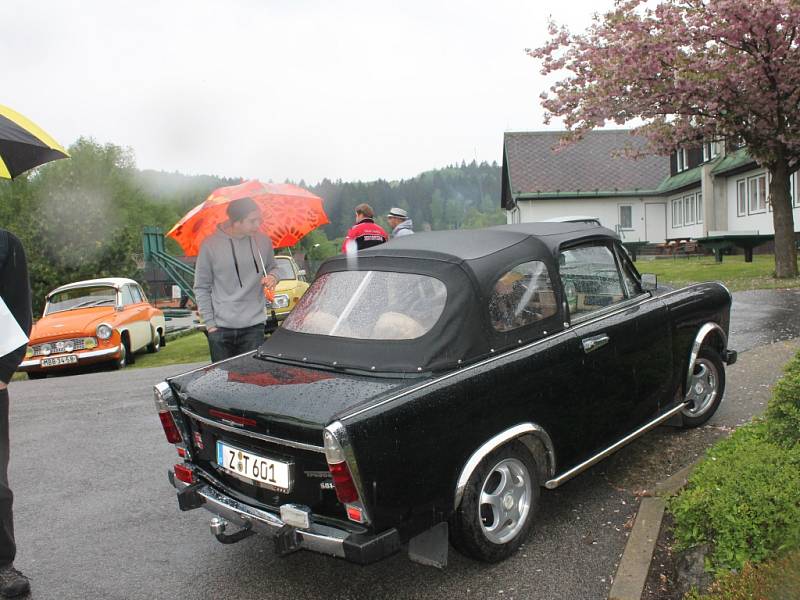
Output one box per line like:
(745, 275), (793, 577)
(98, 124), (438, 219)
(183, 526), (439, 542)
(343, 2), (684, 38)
(18, 277), (166, 379)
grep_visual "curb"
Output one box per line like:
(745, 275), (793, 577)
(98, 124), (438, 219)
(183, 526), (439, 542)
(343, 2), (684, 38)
(607, 463), (698, 600)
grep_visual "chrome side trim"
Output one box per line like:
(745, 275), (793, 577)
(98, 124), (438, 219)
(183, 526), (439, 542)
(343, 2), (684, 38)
(544, 402), (689, 489)
(686, 323), (728, 393)
(181, 407), (326, 454)
(325, 421), (371, 525)
(170, 476), (348, 558)
(19, 345), (120, 368)
(454, 423), (556, 509)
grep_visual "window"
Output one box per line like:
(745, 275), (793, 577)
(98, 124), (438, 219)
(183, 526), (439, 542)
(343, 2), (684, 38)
(45, 286), (116, 315)
(284, 271), (447, 340)
(702, 141), (719, 162)
(684, 195), (696, 225)
(791, 172), (798, 208)
(748, 174), (767, 213)
(130, 285), (144, 304)
(676, 148), (689, 172)
(737, 179), (747, 216)
(672, 198), (683, 227)
(488, 261), (557, 332)
(619, 205), (633, 229)
(696, 192), (703, 224)
(559, 245), (626, 318)
(120, 285), (135, 306)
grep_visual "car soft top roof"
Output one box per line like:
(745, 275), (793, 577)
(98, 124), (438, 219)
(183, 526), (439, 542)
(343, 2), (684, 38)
(262, 222), (619, 374)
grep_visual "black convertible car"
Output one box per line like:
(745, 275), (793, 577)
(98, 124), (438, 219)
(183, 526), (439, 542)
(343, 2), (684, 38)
(154, 222), (736, 566)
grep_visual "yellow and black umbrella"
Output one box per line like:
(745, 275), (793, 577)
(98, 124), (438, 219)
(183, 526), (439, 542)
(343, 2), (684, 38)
(0, 104), (69, 179)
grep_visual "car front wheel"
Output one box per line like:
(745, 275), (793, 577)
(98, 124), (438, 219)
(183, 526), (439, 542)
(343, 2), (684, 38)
(450, 441), (539, 562)
(147, 328), (161, 353)
(681, 347), (725, 428)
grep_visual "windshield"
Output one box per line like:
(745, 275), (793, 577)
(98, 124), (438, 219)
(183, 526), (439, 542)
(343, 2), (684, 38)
(274, 258), (296, 281)
(45, 286), (117, 315)
(283, 271), (447, 340)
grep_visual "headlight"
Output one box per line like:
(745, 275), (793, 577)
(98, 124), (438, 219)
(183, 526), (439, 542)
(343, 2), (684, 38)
(64, 340), (75, 352)
(40, 343), (52, 356)
(271, 294), (290, 309)
(96, 324), (113, 340)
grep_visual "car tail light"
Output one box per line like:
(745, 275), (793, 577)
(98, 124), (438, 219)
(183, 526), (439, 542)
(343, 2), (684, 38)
(324, 427), (361, 504)
(327, 460), (359, 504)
(177, 447), (187, 458)
(346, 505), (364, 523)
(159, 411), (182, 444)
(174, 463), (194, 484)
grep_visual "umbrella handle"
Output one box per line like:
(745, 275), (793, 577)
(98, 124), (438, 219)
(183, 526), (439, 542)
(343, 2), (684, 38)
(257, 247), (275, 301)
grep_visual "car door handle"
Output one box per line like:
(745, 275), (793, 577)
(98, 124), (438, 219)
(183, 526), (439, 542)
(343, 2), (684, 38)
(581, 334), (610, 354)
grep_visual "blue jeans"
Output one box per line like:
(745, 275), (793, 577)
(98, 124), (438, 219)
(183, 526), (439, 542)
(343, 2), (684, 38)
(207, 324), (265, 363)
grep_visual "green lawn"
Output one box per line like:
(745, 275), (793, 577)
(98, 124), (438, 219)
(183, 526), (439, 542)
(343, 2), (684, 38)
(128, 330), (210, 370)
(634, 254), (800, 291)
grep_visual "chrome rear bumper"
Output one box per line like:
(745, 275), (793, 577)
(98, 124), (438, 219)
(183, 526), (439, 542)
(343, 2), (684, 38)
(168, 470), (399, 564)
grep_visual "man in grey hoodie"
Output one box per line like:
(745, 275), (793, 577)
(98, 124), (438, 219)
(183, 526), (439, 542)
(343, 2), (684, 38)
(386, 207), (414, 238)
(194, 197), (281, 362)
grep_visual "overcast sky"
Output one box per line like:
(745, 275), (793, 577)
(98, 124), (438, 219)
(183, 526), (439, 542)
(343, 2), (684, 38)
(2, 1), (612, 184)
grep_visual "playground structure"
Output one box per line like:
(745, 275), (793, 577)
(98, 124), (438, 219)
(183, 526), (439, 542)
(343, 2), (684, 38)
(142, 226), (197, 306)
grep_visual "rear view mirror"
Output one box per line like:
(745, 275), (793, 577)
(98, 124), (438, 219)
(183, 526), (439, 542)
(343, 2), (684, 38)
(641, 273), (657, 291)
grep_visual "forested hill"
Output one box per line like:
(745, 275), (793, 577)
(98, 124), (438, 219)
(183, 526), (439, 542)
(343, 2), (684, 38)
(308, 160), (504, 238)
(0, 138), (503, 311)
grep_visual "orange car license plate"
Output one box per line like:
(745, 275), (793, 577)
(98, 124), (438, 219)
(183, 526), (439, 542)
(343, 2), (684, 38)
(41, 355), (78, 367)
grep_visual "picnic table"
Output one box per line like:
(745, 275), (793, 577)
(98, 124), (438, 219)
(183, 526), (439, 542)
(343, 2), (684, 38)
(696, 231), (773, 262)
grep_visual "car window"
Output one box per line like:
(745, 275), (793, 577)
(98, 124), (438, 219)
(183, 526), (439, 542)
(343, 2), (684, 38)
(283, 271), (447, 340)
(130, 285), (144, 304)
(45, 286), (117, 315)
(488, 261), (558, 332)
(614, 245), (641, 298)
(136, 285), (149, 303)
(274, 259), (296, 281)
(559, 244), (626, 318)
(120, 285), (135, 306)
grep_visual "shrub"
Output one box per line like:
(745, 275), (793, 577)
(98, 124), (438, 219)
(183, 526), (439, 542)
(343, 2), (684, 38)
(685, 549), (800, 600)
(766, 352), (800, 446)
(669, 423), (800, 573)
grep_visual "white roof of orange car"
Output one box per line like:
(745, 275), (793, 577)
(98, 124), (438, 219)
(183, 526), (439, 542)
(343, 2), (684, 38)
(48, 277), (139, 295)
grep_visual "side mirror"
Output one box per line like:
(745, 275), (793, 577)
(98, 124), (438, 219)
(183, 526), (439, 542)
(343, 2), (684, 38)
(641, 273), (657, 291)
(298, 269), (306, 277)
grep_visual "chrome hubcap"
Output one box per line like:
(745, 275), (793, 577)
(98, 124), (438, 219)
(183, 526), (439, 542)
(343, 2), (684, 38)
(479, 458), (531, 544)
(683, 358), (718, 416)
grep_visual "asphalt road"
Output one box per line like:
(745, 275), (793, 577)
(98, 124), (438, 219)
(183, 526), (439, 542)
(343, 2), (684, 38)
(6, 290), (800, 600)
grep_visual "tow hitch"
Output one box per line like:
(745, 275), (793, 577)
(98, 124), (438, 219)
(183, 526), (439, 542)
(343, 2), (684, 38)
(209, 517), (256, 544)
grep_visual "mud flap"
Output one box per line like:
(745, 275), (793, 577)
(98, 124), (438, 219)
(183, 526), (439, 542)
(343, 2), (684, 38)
(274, 525), (303, 556)
(177, 482), (205, 511)
(408, 522), (449, 569)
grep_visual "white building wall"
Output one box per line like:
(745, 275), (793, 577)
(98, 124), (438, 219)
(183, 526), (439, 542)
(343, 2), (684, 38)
(723, 167), (800, 234)
(512, 196), (663, 242)
(666, 187), (705, 240)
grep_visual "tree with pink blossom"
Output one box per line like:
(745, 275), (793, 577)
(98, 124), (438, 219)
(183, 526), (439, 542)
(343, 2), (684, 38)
(531, 0), (800, 278)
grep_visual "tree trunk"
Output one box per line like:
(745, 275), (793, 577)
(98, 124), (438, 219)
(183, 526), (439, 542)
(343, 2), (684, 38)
(769, 159), (798, 279)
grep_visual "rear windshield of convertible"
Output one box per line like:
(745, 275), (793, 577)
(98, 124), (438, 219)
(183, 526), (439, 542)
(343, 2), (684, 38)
(283, 271), (447, 340)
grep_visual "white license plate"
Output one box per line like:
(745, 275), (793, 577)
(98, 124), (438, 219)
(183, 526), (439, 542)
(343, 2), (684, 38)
(216, 441), (291, 491)
(41, 355), (78, 367)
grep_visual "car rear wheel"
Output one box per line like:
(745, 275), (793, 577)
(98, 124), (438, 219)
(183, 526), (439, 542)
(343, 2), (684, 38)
(147, 328), (161, 353)
(450, 442), (539, 562)
(681, 347), (725, 428)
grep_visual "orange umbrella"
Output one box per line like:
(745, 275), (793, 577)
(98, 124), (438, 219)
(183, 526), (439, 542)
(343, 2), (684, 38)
(167, 180), (329, 256)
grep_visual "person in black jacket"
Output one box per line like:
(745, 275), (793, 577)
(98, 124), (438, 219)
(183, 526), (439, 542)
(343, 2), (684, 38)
(0, 228), (32, 598)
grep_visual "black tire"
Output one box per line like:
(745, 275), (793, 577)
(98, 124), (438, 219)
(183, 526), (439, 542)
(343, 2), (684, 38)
(160, 332), (166, 348)
(113, 340), (129, 370)
(27, 371), (47, 380)
(449, 441), (540, 562)
(681, 347), (725, 428)
(147, 328), (161, 353)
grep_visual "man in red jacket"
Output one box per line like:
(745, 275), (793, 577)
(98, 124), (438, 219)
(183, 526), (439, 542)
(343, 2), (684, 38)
(341, 203), (388, 253)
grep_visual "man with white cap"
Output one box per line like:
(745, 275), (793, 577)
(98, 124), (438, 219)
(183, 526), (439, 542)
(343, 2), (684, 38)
(386, 207), (414, 238)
